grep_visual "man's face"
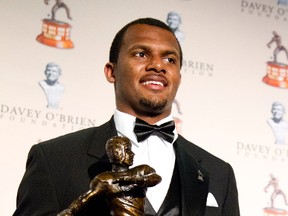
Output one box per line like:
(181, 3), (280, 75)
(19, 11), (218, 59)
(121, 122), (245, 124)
(106, 24), (181, 119)
(167, 15), (181, 30)
(272, 105), (285, 120)
(45, 66), (60, 82)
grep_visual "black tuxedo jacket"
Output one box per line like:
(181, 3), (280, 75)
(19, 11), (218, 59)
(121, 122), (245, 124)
(14, 117), (240, 216)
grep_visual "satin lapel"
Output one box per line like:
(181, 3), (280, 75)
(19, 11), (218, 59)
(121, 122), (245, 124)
(86, 116), (117, 179)
(87, 116), (117, 158)
(174, 136), (209, 216)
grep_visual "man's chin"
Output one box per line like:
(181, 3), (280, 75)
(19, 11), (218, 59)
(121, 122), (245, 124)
(139, 98), (167, 112)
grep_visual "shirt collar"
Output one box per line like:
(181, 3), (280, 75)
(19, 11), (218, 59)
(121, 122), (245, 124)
(113, 109), (178, 144)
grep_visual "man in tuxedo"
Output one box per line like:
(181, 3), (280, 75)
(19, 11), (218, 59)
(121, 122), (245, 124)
(13, 17), (240, 216)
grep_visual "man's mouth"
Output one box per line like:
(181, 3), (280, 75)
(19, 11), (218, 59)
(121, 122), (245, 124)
(140, 75), (168, 88)
(142, 80), (164, 87)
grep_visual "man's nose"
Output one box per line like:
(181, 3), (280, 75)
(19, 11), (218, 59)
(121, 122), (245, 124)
(146, 57), (166, 73)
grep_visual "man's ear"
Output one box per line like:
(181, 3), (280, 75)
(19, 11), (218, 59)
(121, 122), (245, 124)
(104, 62), (116, 83)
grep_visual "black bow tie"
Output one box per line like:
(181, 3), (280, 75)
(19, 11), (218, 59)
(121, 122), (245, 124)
(133, 118), (175, 143)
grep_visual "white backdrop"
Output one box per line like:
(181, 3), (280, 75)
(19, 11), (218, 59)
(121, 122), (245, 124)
(1, 0), (288, 215)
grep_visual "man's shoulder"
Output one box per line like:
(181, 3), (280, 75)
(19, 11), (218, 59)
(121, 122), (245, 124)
(36, 118), (115, 151)
(41, 127), (98, 146)
(176, 135), (236, 185)
(27, 127), (99, 159)
(176, 135), (229, 166)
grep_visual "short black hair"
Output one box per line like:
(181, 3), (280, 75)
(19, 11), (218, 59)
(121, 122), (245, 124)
(109, 17), (183, 67)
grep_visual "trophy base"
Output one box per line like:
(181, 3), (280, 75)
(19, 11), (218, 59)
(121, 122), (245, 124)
(263, 207), (288, 216)
(263, 62), (288, 88)
(36, 19), (74, 49)
(263, 76), (288, 88)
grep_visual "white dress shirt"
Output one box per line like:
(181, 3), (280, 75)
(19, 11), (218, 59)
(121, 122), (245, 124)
(113, 110), (178, 212)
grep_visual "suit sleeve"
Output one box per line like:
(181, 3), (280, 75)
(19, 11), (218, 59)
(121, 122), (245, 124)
(13, 144), (60, 216)
(222, 164), (240, 216)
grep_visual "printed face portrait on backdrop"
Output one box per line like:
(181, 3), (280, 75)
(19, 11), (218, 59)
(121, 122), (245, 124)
(267, 102), (288, 145)
(278, 0), (288, 6)
(166, 11), (185, 43)
(38, 62), (64, 109)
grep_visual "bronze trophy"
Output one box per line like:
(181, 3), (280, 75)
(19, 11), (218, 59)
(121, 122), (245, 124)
(57, 136), (162, 216)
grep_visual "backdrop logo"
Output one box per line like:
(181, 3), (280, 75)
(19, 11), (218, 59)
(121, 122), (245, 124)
(0, 104), (96, 131)
(164, 11), (215, 78)
(263, 174), (288, 215)
(263, 31), (288, 88)
(236, 141), (288, 162)
(241, 0), (288, 21)
(182, 59), (215, 77)
(36, 0), (74, 48)
(237, 100), (288, 161)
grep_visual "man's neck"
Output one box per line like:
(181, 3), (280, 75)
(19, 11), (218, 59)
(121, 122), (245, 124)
(116, 109), (171, 125)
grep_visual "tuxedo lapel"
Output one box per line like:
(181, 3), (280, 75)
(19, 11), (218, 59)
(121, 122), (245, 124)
(174, 136), (209, 216)
(87, 116), (117, 158)
(86, 116), (117, 179)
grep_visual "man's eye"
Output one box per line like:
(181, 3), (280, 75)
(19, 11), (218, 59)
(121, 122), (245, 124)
(135, 52), (146, 58)
(166, 58), (176, 64)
